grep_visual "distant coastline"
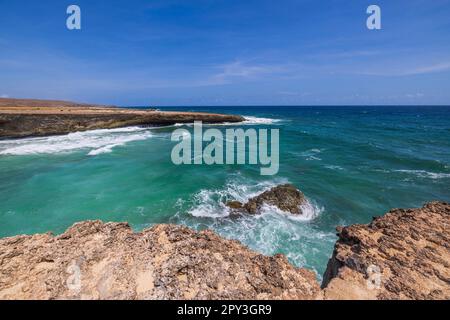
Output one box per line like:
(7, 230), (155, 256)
(0, 98), (244, 139)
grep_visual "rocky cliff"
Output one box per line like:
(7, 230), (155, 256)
(0, 202), (448, 300)
(0, 222), (319, 300)
(321, 201), (450, 300)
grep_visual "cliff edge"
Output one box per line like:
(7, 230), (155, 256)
(0, 222), (319, 300)
(321, 201), (450, 300)
(0, 202), (448, 300)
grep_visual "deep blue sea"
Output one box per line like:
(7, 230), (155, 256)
(1, 106), (449, 278)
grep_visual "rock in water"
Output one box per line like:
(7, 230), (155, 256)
(226, 184), (307, 215)
(226, 200), (244, 210)
(1, 202), (448, 300)
(321, 201), (450, 300)
(0, 222), (319, 300)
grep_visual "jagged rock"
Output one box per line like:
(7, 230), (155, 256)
(320, 201), (450, 300)
(1, 202), (449, 300)
(226, 184), (307, 215)
(0, 221), (319, 300)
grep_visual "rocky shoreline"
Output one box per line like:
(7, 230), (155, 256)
(0, 201), (448, 300)
(0, 98), (245, 139)
(321, 201), (450, 300)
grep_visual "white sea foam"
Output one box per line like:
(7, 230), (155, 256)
(0, 127), (152, 156)
(179, 177), (333, 274)
(173, 123), (193, 127)
(187, 178), (321, 221)
(188, 180), (279, 218)
(258, 200), (323, 222)
(325, 165), (344, 171)
(242, 116), (283, 125)
(147, 116), (282, 129)
(299, 148), (322, 156)
(394, 170), (450, 179)
(296, 148), (323, 161)
(177, 116), (283, 127)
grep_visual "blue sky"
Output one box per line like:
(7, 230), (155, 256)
(1, 0), (450, 106)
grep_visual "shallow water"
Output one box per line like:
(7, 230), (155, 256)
(1, 106), (449, 278)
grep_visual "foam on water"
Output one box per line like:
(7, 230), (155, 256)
(187, 180), (280, 218)
(178, 177), (332, 275)
(173, 117), (283, 127)
(242, 116), (283, 125)
(261, 201), (324, 222)
(173, 123), (193, 127)
(186, 178), (322, 220)
(325, 165), (345, 171)
(0, 127), (152, 156)
(394, 170), (450, 179)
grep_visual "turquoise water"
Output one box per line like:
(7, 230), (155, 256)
(1, 106), (449, 278)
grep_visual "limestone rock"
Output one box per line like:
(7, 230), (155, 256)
(0, 221), (319, 300)
(1, 202), (449, 300)
(321, 201), (450, 300)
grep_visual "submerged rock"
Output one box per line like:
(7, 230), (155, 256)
(321, 201), (450, 300)
(226, 184), (307, 215)
(0, 221), (319, 300)
(226, 200), (244, 210)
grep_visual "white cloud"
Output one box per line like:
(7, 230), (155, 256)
(405, 62), (450, 75)
(0, 94), (9, 98)
(358, 61), (450, 77)
(211, 60), (284, 83)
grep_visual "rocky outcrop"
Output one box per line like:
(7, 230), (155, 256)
(0, 202), (449, 300)
(0, 222), (319, 300)
(321, 202), (450, 300)
(0, 98), (244, 138)
(226, 184), (307, 215)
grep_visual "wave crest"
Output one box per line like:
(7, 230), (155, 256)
(0, 127), (152, 156)
(242, 116), (283, 125)
(177, 177), (332, 274)
(187, 179), (321, 221)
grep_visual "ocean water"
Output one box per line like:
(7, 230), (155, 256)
(1, 106), (449, 278)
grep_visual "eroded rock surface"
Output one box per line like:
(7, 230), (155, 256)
(321, 202), (450, 300)
(0, 202), (449, 300)
(0, 222), (319, 300)
(226, 184), (307, 215)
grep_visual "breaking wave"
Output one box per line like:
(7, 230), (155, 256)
(242, 116), (283, 125)
(186, 178), (322, 221)
(176, 177), (332, 275)
(0, 127), (152, 156)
